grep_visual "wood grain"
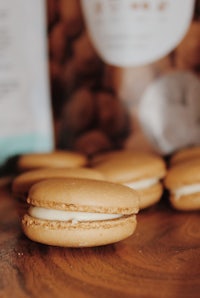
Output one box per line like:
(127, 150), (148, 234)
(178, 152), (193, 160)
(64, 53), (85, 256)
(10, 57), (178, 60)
(0, 185), (200, 298)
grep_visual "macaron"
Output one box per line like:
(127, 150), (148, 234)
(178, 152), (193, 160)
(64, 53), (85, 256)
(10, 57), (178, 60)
(17, 150), (88, 172)
(164, 160), (200, 211)
(93, 150), (166, 209)
(12, 167), (105, 201)
(22, 178), (139, 247)
(170, 146), (200, 167)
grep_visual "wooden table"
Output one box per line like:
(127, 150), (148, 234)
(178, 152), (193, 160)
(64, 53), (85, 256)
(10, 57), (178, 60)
(0, 179), (200, 298)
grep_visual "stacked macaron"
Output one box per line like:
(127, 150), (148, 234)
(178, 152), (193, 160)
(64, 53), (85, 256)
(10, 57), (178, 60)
(164, 146), (200, 211)
(93, 150), (166, 209)
(22, 178), (139, 247)
(11, 150), (140, 247)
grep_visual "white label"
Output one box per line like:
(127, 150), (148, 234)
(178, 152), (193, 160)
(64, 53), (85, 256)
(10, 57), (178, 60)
(0, 0), (53, 165)
(81, 0), (195, 67)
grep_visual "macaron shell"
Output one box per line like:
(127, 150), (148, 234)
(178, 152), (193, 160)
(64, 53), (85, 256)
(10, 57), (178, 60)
(170, 193), (200, 211)
(91, 150), (161, 166)
(27, 178), (139, 214)
(164, 160), (200, 190)
(22, 214), (137, 247)
(17, 150), (88, 171)
(12, 167), (105, 200)
(90, 150), (132, 166)
(170, 146), (200, 166)
(136, 182), (163, 209)
(93, 152), (166, 183)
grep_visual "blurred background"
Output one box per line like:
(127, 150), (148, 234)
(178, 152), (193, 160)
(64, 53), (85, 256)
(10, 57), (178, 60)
(47, 0), (200, 157)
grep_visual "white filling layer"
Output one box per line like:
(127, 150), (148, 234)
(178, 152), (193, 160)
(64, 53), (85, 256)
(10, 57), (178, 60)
(28, 206), (122, 223)
(173, 184), (200, 199)
(123, 178), (159, 190)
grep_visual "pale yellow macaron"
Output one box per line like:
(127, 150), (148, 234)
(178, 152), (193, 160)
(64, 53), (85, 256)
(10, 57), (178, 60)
(164, 160), (200, 211)
(93, 150), (166, 209)
(170, 146), (200, 167)
(17, 150), (88, 172)
(22, 178), (139, 247)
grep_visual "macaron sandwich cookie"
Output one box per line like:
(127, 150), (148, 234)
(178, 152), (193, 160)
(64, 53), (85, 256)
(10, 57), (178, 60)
(22, 178), (139, 247)
(93, 150), (166, 209)
(164, 160), (200, 211)
(17, 150), (88, 172)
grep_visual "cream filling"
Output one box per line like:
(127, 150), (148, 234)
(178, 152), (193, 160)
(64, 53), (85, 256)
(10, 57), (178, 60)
(28, 206), (122, 224)
(172, 184), (200, 199)
(123, 178), (159, 190)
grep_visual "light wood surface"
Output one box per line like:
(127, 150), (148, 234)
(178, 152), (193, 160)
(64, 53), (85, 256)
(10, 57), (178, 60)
(0, 183), (200, 298)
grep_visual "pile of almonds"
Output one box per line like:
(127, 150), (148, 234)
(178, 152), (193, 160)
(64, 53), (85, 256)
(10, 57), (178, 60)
(47, 0), (131, 157)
